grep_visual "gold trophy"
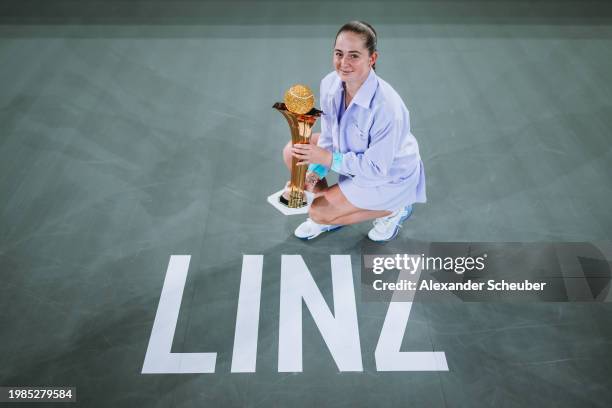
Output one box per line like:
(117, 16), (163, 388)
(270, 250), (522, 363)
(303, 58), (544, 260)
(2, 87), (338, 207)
(268, 84), (322, 215)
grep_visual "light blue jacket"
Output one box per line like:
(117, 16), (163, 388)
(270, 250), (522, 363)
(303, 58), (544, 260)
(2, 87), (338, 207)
(310, 69), (426, 206)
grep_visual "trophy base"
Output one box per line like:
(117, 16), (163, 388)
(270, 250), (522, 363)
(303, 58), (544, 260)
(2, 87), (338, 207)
(279, 195), (306, 207)
(267, 188), (314, 215)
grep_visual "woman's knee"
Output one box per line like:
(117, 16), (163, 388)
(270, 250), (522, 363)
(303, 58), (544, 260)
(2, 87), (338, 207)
(310, 132), (320, 145)
(282, 140), (292, 167)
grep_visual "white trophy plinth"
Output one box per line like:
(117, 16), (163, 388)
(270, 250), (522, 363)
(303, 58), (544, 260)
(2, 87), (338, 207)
(267, 189), (314, 215)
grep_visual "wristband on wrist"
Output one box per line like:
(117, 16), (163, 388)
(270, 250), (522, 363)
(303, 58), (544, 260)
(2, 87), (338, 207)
(331, 152), (343, 172)
(307, 163), (329, 179)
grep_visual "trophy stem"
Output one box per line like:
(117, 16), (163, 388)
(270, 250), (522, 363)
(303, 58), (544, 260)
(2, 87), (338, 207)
(289, 134), (310, 208)
(273, 103), (321, 209)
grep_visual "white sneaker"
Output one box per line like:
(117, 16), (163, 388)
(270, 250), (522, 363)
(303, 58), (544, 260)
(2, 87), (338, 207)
(368, 205), (413, 242)
(295, 218), (342, 240)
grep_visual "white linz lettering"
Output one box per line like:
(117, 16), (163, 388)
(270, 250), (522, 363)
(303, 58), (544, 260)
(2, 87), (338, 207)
(141, 255), (448, 374)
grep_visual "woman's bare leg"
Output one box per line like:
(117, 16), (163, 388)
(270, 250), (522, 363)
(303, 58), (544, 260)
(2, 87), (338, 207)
(309, 184), (391, 226)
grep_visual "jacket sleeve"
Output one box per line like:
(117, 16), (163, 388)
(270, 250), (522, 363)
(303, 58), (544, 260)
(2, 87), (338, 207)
(334, 114), (400, 182)
(316, 87), (334, 151)
(307, 82), (334, 178)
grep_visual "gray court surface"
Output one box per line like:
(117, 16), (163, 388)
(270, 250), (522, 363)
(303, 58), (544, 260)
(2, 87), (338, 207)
(1, 1), (612, 407)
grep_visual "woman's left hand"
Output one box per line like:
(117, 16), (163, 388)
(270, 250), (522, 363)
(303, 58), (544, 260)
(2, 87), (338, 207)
(292, 144), (332, 166)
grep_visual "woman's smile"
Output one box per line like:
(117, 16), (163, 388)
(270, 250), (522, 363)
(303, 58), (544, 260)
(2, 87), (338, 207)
(333, 31), (377, 91)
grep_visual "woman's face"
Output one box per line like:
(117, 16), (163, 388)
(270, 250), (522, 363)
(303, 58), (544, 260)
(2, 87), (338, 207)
(333, 31), (377, 86)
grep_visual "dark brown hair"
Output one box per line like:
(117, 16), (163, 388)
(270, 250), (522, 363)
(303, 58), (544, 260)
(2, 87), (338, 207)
(335, 21), (378, 70)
